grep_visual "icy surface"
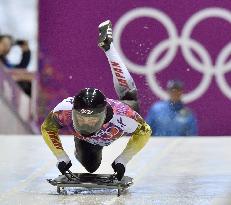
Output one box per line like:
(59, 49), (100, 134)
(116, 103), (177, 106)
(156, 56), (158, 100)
(1, 136), (231, 205)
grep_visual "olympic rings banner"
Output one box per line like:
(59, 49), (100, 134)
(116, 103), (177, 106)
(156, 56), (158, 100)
(39, 0), (231, 136)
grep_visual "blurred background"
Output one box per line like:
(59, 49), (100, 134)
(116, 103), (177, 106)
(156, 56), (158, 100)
(0, 0), (231, 136)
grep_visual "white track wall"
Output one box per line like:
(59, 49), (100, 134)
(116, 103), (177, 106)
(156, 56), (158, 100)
(0, 97), (31, 134)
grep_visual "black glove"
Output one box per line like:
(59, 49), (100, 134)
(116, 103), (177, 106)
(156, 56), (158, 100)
(111, 161), (125, 181)
(57, 160), (72, 174)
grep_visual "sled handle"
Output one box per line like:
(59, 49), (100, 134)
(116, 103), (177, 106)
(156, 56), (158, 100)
(63, 169), (78, 181)
(64, 173), (73, 181)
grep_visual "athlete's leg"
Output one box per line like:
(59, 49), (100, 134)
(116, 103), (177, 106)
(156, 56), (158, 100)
(105, 43), (139, 112)
(74, 138), (103, 173)
(98, 20), (140, 113)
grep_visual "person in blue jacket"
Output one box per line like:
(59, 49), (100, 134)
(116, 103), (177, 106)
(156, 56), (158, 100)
(146, 80), (198, 136)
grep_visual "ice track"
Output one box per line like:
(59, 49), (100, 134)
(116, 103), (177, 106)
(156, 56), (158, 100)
(1, 135), (231, 205)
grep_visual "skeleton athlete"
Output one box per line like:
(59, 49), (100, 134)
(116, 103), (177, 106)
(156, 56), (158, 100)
(41, 20), (151, 181)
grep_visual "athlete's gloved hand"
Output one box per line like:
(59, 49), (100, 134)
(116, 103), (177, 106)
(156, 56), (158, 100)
(57, 160), (72, 174)
(111, 161), (125, 181)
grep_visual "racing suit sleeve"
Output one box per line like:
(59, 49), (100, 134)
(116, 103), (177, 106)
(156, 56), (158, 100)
(41, 112), (70, 162)
(114, 120), (151, 165)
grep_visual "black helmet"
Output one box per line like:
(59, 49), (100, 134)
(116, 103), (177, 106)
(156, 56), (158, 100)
(72, 88), (107, 135)
(73, 88), (107, 113)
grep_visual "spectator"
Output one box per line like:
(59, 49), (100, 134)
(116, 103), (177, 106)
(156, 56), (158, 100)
(0, 34), (32, 96)
(146, 80), (198, 136)
(0, 35), (31, 68)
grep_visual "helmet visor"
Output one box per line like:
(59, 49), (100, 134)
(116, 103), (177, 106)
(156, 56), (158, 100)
(72, 109), (106, 135)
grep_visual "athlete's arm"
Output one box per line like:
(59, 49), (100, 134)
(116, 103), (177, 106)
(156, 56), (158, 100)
(114, 119), (151, 165)
(41, 112), (70, 162)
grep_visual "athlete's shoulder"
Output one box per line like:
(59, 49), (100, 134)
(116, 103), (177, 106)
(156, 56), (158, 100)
(107, 98), (144, 130)
(53, 97), (74, 113)
(106, 98), (135, 116)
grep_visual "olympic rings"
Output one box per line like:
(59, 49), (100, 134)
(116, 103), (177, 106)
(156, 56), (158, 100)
(114, 7), (231, 102)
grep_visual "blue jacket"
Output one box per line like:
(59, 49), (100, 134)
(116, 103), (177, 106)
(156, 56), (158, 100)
(146, 100), (198, 136)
